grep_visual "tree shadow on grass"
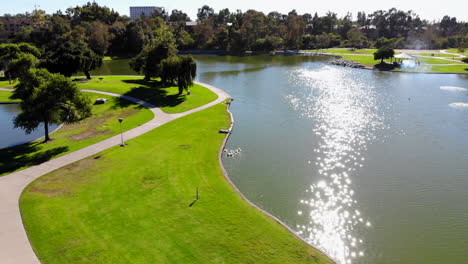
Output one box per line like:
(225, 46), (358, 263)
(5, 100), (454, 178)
(109, 96), (146, 110)
(112, 79), (186, 108)
(0, 142), (69, 175)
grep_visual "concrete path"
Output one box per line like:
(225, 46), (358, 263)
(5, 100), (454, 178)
(0, 82), (230, 264)
(440, 49), (466, 58)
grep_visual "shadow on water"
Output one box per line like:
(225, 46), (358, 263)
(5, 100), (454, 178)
(0, 143), (69, 175)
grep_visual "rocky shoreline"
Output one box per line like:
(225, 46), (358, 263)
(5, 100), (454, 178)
(329, 58), (366, 68)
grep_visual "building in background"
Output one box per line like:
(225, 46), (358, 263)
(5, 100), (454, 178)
(129, 6), (156, 20)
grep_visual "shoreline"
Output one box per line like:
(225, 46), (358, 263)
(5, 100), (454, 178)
(2, 80), (335, 264)
(302, 52), (468, 75)
(214, 89), (337, 263)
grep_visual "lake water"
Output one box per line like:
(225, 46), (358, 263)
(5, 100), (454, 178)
(194, 55), (468, 264)
(0, 104), (59, 149)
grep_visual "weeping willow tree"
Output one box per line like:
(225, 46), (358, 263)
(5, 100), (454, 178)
(161, 55), (197, 94)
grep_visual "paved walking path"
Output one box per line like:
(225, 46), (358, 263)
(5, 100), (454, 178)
(0, 81), (230, 264)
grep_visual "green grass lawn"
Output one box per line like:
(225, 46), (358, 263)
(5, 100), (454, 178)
(415, 57), (461, 65)
(20, 103), (332, 264)
(75, 76), (218, 114)
(339, 54), (380, 66)
(0, 92), (153, 176)
(446, 48), (468, 55)
(426, 64), (468, 73)
(0, 90), (18, 102)
(414, 53), (458, 58)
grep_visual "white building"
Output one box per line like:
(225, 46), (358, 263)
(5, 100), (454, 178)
(129, 6), (156, 20)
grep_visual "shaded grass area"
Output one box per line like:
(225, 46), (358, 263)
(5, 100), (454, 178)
(76, 76), (218, 114)
(0, 90), (19, 102)
(0, 77), (18, 88)
(75, 59), (136, 76)
(21, 103), (332, 264)
(0, 93), (153, 176)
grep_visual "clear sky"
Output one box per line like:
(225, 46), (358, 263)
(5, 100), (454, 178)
(2, 0), (467, 22)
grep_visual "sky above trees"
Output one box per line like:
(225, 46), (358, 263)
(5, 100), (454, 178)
(2, 0), (467, 22)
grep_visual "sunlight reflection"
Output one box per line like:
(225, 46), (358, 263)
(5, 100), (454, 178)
(287, 66), (386, 264)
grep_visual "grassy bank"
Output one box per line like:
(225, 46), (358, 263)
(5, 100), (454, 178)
(0, 92), (153, 176)
(20, 103), (332, 264)
(0, 78), (18, 88)
(76, 76), (218, 113)
(0, 90), (19, 102)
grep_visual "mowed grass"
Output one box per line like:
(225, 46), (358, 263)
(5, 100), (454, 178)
(426, 64), (468, 73)
(446, 48), (468, 55)
(339, 54), (380, 66)
(0, 92), (153, 176)
(414, 56), (461, 65)
(20, 103), (332, 264)
(76, 76), (218, 114)
(0, 90), (18, 102)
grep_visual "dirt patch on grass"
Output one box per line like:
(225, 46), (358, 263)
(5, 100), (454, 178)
(68, 129), (113, 141)
(29, 158), (101, 196)
(28, 186), (70, 197)
(65, 108), (139, 141)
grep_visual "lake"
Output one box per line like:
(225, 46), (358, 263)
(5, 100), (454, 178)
(193, 55), (468, 264)
(0, 104), (59, 149)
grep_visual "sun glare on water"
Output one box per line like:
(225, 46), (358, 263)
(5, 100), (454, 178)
(287, 66), (387, 264)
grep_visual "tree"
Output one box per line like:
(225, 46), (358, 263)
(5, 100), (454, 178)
(87, 21), (112, 56)
(197, 5), (214, 21)
(42, 35), (102, 78)
(374, 47), (395, 64)
(8, 53), (39, 80)
(150, 7), (168, 21)
(0, 43), (41, 83)
(169, 9), (190, 23)
(161, 55), (197, 94)
(129, 28), (177, 80)
(80, 49), (102, 79)
(347, 28), (366, 48)
(11, 69), (92, 142)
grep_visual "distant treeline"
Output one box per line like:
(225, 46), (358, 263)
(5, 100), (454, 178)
(1, 2), (467, 57)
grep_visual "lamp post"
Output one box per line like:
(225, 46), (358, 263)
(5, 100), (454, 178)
(118, 118), (125, 147)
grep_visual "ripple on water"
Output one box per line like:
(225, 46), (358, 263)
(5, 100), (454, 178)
(440, 86), (468, 92)
(449, 102), (468, 109)
(287, 66), (388, 264)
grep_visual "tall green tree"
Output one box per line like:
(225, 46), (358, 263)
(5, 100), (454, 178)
(42, 35), (102, 78)
(160, 55), (197, 94)
(0, 43), (41, 83)
(11, 69), (92, 142)
(374, 47), (395, 64)
(129, 27), (177, 80)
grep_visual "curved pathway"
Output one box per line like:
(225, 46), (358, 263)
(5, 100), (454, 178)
(0, 81), (229, 264)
